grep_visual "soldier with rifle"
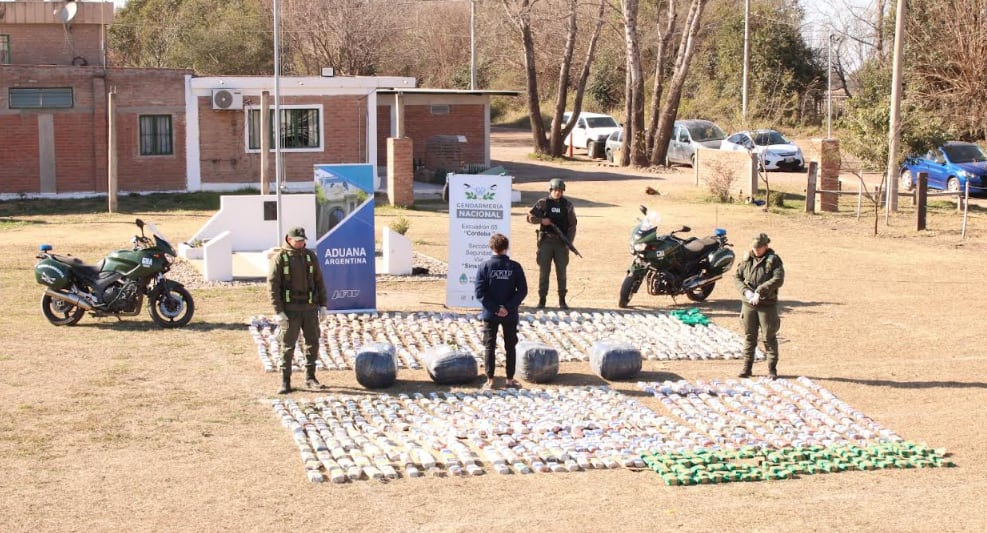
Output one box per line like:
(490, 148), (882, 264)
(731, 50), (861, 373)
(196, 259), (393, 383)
(527, 178), (579, 309)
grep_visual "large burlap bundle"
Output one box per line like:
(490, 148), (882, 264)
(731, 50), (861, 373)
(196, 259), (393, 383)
(424, 345), (478, 385)
(354, 342), (398, 389)
(516, 341), (559, 383)
(589, 341), (642, 381)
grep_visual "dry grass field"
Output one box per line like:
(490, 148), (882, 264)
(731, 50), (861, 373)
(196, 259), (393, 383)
(1, 129), (986, 532)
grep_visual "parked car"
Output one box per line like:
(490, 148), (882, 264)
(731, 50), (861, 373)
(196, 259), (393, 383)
(899, 141), (987, 195)
(666, 119), (727, 166)
(721, 129), (804, 171)
(563, 111), (621, 159)
(604, 129), (623, 163)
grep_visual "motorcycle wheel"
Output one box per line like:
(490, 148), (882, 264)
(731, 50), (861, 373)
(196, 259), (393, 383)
(41, 293), (85, 326)
(148, 285), (194, 328)
(618, 275), (638, 308)
(685, 282), (715, 302)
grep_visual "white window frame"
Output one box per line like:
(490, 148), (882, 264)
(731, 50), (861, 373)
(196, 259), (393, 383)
(244, 104), (324, 153)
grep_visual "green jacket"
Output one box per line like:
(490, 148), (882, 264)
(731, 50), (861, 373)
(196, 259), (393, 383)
(268, 245), (327, 312)
(733, 248), (784, 306)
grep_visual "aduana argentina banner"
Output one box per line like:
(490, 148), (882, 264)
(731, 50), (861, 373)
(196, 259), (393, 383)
(446, 173), (513, 308)
(314, 164), (376, 312)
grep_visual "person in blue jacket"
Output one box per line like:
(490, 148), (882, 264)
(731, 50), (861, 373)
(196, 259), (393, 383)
(474, 233), (528, 390)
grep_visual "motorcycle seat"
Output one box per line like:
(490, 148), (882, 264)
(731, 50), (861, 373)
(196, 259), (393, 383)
(50, 254), (102, 280)
(681, 237), (720, 260)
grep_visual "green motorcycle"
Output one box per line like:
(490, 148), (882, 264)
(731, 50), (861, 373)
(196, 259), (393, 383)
(618, 206), (735, 308)
(34, 218), (194, 328)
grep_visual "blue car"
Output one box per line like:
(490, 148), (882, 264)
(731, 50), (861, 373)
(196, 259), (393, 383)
(899, 141), (987, 196)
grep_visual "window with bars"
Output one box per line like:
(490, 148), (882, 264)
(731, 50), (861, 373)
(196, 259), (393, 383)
(247, 107), (322, 151)
(0, 35), (10, 64)
(8, 87), (73, 109)
(139, 115), (173, 156)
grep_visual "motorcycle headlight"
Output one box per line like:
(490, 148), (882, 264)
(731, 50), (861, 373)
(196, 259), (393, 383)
(633, 243), (648, 252)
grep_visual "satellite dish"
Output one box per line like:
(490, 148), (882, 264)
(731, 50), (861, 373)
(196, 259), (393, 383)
(55, 2), (78, 24)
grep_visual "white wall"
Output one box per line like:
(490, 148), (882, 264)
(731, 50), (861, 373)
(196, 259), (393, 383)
(190, 194), (316, 251)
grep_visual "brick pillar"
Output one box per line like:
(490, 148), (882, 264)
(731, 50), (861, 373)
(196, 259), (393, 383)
(387, 137), (414, 207)
(817, 139), (840, 212)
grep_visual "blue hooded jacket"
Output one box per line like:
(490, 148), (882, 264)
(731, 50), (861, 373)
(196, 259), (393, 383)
(474, 254), (528, 321)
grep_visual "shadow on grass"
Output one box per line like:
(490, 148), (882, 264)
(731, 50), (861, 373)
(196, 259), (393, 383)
(73, 319), (248, 332)
(805, 375), (987, 389)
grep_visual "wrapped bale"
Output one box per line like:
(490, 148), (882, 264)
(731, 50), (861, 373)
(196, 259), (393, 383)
(425, 345), (478, 385)
(354, 342), (398, 389)
(589, 341), (642, 381)
(516, 341), (559, 383)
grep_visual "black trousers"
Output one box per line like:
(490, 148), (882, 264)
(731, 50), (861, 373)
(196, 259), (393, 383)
(481, 317), (519, 379)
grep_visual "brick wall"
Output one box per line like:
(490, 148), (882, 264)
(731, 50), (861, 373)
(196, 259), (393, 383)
(197, 94), (369, 188)
(0, 65), (188, 194)
(0, 24), (105, 66)
(404, 104), (485, 168)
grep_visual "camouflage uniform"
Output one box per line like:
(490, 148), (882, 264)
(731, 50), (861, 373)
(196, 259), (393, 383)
(733, 235), (785, 378)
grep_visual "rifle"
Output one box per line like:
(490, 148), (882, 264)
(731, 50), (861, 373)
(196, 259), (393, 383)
(532, 207), (583, 258)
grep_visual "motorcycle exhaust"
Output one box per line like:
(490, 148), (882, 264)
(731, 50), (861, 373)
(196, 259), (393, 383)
(45, 288), (95, 311)
(683, 274), (724, 291)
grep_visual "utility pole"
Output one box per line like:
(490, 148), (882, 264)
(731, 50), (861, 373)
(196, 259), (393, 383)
(742, 0), (750, 125)
(273, 0), (284, 243)
(827, 33), (833, 139)
(470, 0), (477, 90)
(885, 0), (906, 215)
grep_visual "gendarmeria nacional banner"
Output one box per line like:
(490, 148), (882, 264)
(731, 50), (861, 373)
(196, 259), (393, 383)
(314, 164), (376, 312)
(445, 173), (513, 308)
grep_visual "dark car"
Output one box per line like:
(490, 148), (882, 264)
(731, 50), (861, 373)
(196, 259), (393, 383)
(899, 141), (987, 195)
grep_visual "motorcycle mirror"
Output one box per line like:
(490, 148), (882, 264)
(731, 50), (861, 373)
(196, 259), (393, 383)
(679, 225), (691, 233)
(135, 218), (145, 229)
(639, 205), (648, 215)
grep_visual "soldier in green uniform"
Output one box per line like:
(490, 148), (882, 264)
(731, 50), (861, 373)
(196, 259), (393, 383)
(733, 232), (785, 379)
(527, 178), (578, 309)
(269, 227), (328, 394)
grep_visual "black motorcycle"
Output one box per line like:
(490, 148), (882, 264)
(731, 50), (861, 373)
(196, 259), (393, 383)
(618, 206), (735, 308)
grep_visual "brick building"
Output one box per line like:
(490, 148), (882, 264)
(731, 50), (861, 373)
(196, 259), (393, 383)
(1, 0), (519, 198)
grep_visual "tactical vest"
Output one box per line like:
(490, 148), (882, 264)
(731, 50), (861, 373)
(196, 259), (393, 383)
(281, 250), (316, 304)
(541, 197), (571, 237)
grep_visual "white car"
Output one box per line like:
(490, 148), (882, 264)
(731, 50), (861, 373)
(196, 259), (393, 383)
(721, 129), (805, 171)
(562, 111), (621, 159)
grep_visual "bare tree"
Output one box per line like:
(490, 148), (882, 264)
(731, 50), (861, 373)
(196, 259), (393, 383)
(619, 0), (648, 166)
(645, 0), (678, 159)
(277, 0), (402, 76)
(650, 0), (708, 167)
(501, 0), (609, 156)
(906, 0), (987, 137)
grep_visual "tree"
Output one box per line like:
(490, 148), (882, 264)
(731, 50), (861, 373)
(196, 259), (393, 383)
(683, 0), (824, 128)
(620, 0), (648, 166)
(277, 0), (403, 76)
(650, 0), (708, 167)
(500, 0), (609, 156)
(904, 0), (987, 139)
(109, 0), (272, 75)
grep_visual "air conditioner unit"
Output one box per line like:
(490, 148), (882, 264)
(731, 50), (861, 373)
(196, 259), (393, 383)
(211, 89), (243, 110)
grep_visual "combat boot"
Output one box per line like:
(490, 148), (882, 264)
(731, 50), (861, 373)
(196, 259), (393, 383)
(767, 362), (778, 380)
(305, 365), (325, 390)
(278, 368), (292, 394)
(738, 360), (753, 379)
(536, 295), (547, 309)
(558, 290), (569, 310)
